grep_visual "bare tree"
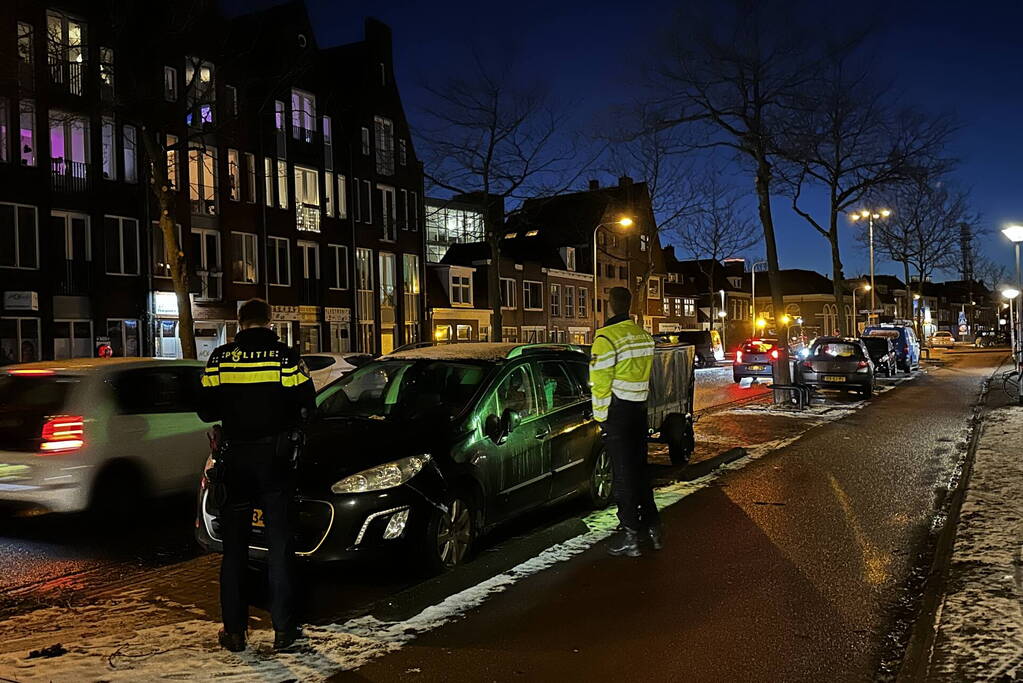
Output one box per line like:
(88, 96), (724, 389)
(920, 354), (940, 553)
(604, 121), (703, 307)
(673, 171), (759, 317)
(645, 0), (820, 385)
(781, 40), (955, 333)
(867, 181), (973, 326)
(417, 52), (579, 341)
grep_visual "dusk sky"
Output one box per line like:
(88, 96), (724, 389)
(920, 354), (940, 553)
(234, 0), (1023, 282)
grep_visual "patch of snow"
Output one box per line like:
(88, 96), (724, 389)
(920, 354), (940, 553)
(929, 406), (1023, 680)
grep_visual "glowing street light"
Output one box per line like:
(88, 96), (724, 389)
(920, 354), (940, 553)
(591, 216), (635, 326)
(756, 318), (767, 329)
(1003, 288), (1020, 364)
(850, 209), (892, 323)
(851, 283), (871, 335)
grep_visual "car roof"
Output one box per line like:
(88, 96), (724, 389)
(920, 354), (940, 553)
(3, 358), (204, 375)
(814, 336), (862, 344)
(385, 342), (587, 362)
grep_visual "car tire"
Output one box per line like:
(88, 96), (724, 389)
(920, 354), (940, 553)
(422, 494), (475, 574)
(588, 449), (614, 509)
(89, 461), (148, 522)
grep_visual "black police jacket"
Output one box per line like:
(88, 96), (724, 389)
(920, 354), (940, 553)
(197, 327), (316, 440)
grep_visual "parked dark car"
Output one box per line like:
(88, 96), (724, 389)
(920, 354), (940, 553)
(733, 338), (779, 383)
(863, 324), (920, 372)
(196, 343), (611, 573)
(654, 331), (718, 368)
(859, 336), (898, 377)
(975, 330), (1008, 348)
(798, 337), (875, 397)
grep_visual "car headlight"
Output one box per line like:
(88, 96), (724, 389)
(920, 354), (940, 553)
(331, 454), (432, 494)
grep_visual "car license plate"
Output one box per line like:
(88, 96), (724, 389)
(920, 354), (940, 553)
(748, 365), (764, 371)
(252, 509), (265, 528)
(824, 375), (846, 383)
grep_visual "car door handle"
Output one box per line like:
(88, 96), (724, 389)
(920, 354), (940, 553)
(534, 427), (550, 439)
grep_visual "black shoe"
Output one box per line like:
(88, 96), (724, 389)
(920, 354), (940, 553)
(218, 630), (246, 653)
(273, 627), (303, 651)
(646, 523), (664, 551)
(607, 527), (641, 557)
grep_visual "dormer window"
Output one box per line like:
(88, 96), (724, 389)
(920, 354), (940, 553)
(560, 246), (576, 271)
(450, 271), (472, 306)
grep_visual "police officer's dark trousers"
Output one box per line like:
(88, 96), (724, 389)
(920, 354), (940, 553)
(604, 396), (659, 530)
(220, 437), (295, 635)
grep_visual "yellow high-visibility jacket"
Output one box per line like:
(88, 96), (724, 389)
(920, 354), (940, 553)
(589, 316), (655, 422)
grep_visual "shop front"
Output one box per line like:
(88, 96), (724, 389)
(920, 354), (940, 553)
(325, 307), (352, 353)
(1, 291), (41, 364)
(270, 305), (299, 349)
(152, 291), (230, 361)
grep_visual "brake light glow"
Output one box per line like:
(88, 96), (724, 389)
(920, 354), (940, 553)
(735, 350), (743, 363)
(802, 360), (813, 369)
(770, 349), (779, 361)
(39, 416), (85, 453)
(9, 369), (55, 376)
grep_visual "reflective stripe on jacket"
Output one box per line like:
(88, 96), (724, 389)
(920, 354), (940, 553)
(589, 317), (654, 422)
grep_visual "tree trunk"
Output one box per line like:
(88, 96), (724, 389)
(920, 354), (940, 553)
(902, 260), (913, 328)
(828, 206), (846, 334)
(141, 130), (196, 359)
(486, 216), (503, 342)
(755, 156), (791, 388)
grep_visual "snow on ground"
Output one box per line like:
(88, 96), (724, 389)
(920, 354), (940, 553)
(0, 386), (875, 682)
(928, 406), (1023, 680)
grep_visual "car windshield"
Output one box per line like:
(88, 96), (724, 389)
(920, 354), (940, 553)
(744, 340), (776, 353)
(0, 374), (77, 450)
(316, 360), (489, 420)
(861, 338), (888, 353)
(811, 342), (863, 359)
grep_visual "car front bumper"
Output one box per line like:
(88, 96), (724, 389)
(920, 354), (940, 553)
(196, 484), (435, 563)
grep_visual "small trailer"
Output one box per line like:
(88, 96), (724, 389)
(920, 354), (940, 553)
(647, 343), (696, 465)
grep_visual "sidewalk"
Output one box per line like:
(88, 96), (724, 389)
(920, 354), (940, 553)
(927, 401), (1023, 679)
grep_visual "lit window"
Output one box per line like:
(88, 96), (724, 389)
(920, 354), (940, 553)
(525, 230), (539, 237)
(504, 232), (517, 239)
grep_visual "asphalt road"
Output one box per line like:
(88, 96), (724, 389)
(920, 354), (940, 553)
(0, 364), (761, 608)
(340, 351), (997, 681)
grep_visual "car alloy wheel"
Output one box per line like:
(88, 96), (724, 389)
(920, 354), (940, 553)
(590, 449), (613, 507)
(436, 498), (472, 568)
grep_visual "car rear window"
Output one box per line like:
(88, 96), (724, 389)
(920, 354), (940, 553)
(743, 340), (776, 353)
(811, 342), (863, 359)
(861, 337), (888, 352)
(0, 375), (77, 451)
(866, 330), (900, 340)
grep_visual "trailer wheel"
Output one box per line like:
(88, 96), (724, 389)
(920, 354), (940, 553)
(663, 414), (694, 466)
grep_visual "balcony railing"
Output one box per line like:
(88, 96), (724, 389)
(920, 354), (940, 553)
(292, 126), (320, 145)
(51, 159), (90, 192)
(49, 58), (85, 96)
(56, 259), (92, 295)
(296, 203), (321, 232)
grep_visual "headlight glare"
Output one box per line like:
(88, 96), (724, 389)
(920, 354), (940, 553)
(331, 454), (431, 494)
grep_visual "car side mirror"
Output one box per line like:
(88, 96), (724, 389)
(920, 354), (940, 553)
(485, 413), (503, 443)
(502, 408), (521, 434)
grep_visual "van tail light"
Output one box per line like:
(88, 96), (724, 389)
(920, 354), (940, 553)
(904, 344), (909, 354)
(39, 416), (85, 454)
(769, 349), (779, 361)
(856, 360), (869, 373)
(801, 360), (814, 370)
(735, 350), (743, 363)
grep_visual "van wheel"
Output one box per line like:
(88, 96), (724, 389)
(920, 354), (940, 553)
(422, 495), (475, 574)
(588, 449), (613, 509)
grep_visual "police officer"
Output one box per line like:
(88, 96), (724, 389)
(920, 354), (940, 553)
(198, 298), (315, 652)
(590, 286), (661, 557)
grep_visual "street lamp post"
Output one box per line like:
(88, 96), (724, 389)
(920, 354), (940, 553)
(852, 283), (871, 336)
(850, 208), (892, 325)
(1001, 225), (1023, 364)
(1004, 289), (1021, 379)
(592, 217), (634, 329)
(749, 260), (767, 339)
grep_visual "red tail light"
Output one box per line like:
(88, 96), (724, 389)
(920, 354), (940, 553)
(40, 416), (84, 454)
(903, 344), (909, 354)
(735, 350), (743, 363)
(769, 349), (779, 361)
(801, 360), (813, 369)
(857, 360), (868, 368)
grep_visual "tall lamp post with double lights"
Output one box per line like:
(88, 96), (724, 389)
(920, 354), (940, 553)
(850, 208), (892, 325)
(592, 217), (634, 328)
(1004, 288), (1021, 371)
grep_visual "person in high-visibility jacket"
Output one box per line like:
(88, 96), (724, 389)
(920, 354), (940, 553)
(590, 286), (661, 557)
(198, 298), (315, 653)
